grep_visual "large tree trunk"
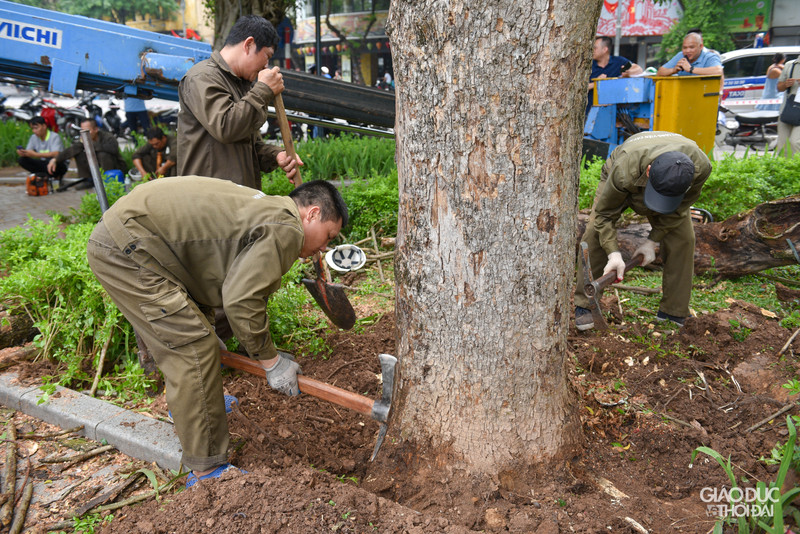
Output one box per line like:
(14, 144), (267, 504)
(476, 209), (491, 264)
(579, 196), (800, 279)
(387, 0), (598, 474)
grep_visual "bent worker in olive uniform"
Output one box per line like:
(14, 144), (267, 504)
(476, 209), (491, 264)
(574, 131), (712, 331)
(131, 127), (177, 179)
(87, 177), (348, 486)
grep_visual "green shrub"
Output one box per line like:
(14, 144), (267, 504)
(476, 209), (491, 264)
(0, 119), (37, 166)
(0, 220), (138, 390)
(579, 156), (604, 210)
(262, 134), (396, 183)
(698, 152), (800, 220)
(340, 170), (399, 241)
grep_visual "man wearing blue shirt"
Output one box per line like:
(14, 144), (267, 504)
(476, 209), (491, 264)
(657, 33), (722, 77)
(587, 36), (642, 113)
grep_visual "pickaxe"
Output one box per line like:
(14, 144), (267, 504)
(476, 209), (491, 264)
(580, 241), (643, 330)
(219, 349), (397, 461)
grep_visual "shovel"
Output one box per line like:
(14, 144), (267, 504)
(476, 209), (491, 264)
(274, 93), (356, 330)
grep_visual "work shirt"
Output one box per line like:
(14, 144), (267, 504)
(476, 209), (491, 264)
(592, 131), (712, 254)
(662, 48), (722, 76)
(100, 176), (304, 359)
(177, 51), (283, 189)
(25, 129), (64, 158)
(56, 129), (127, 178)
(132, 134), (178, 177)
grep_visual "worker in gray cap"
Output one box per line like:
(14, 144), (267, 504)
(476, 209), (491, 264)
(574, 131), (712, 330)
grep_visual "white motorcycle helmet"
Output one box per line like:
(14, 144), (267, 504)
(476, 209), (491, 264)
(325, 244), (366, 272)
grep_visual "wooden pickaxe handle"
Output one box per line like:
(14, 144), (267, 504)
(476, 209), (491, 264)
(585, 254), (644, 298)
(219, 349), (374, 417)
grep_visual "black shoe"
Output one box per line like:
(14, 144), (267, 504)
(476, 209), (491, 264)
(656, 311), (685, 327)
(575, 307), (595, 331)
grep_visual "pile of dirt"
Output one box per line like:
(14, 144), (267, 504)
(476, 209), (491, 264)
(3, 302), (799, 533)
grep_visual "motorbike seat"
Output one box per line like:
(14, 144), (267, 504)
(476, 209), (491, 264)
(733, 111), (779, 125)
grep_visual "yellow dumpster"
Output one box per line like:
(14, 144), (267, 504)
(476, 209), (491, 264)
(651, 75), (721, 154)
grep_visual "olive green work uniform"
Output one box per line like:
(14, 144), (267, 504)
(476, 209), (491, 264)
(177, 51), (283, 189)
(55, 129), (127, 178)
(132, 134), (178, 177)
(86, 176), (304, 471)
(575, 131), (712, 318)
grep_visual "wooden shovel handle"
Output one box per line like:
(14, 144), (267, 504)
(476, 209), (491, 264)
(219, 349), (373, 417)
(274, 94), (302, 186)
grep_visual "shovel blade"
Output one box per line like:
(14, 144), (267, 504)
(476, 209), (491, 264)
(302, 277), (356, 330)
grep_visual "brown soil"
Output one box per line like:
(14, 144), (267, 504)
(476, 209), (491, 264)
(2, 300), (800, 533)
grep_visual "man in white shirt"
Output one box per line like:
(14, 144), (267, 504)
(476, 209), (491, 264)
(16, 116), (67, 186)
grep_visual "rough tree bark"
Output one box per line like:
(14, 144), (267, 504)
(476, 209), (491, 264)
(387, 0), (599, 474)
(579, 196), (800, 279)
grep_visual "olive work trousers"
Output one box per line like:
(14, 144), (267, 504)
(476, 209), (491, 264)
(87, 221), (229, 472)
(574, 209), (696, 319)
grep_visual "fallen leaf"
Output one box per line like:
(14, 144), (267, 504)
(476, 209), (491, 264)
(760, 308), (777, 319)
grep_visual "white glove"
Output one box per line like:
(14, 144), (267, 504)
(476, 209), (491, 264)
(602, 251), (626, 281)
(265, 354), (302, 396)
(633, 239), (658, 267)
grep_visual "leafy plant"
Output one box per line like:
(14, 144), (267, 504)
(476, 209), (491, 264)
(692, 416), (800, 533)
(729, 318), (752, 343)
(0, 119), (34, 166)
(697, 152), (800, 221)
(579, 155), (604, 211)
(339, 170), (399, 241)
(262, 134), (396, 183)
(67, 512), (113, 534)
(0, 220), (140, 394)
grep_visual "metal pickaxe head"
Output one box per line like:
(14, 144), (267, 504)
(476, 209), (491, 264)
(370, 353), (397, 461)
(580, 241), (609, 331)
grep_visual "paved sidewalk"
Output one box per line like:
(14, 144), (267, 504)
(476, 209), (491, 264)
(0, 166), (90, 232)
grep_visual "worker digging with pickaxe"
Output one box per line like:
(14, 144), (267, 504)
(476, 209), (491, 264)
(574, 131), (713, 331)
(87, 176), (350, 487)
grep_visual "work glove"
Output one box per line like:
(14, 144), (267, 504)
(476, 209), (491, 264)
(266, 353), (302, 396)
(633, 239), (658, 267)
(602, 251), (626, 282)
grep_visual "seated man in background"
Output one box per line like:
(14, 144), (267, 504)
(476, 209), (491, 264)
(16, 116), (67, 187)
(48, 118), (127, 191)
(587, 36), (643, 112)
(656, 32), (722, 77)
(131, 127), (177, 179)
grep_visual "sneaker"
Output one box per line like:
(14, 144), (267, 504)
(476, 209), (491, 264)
(656, 311), (685, 327)
(185, 463), (247, 489)
(169, 394), (238, 418)
(575, 307), (595, 331)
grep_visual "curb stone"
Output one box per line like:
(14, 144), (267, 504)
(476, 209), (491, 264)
(0, 371), (182, 471)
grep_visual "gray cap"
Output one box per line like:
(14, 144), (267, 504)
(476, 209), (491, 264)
(644, 151), (695, 214)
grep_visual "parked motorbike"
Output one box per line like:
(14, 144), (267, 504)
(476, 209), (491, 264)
(103, 97), (124, 137)
(716, 105), (778, 151)
(58, 92), (107, 137)
(2, 89), (65, 130)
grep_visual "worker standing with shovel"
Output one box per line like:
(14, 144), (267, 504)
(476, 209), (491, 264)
(86, 177), (348, 487)
(574, 131), (712, 331)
